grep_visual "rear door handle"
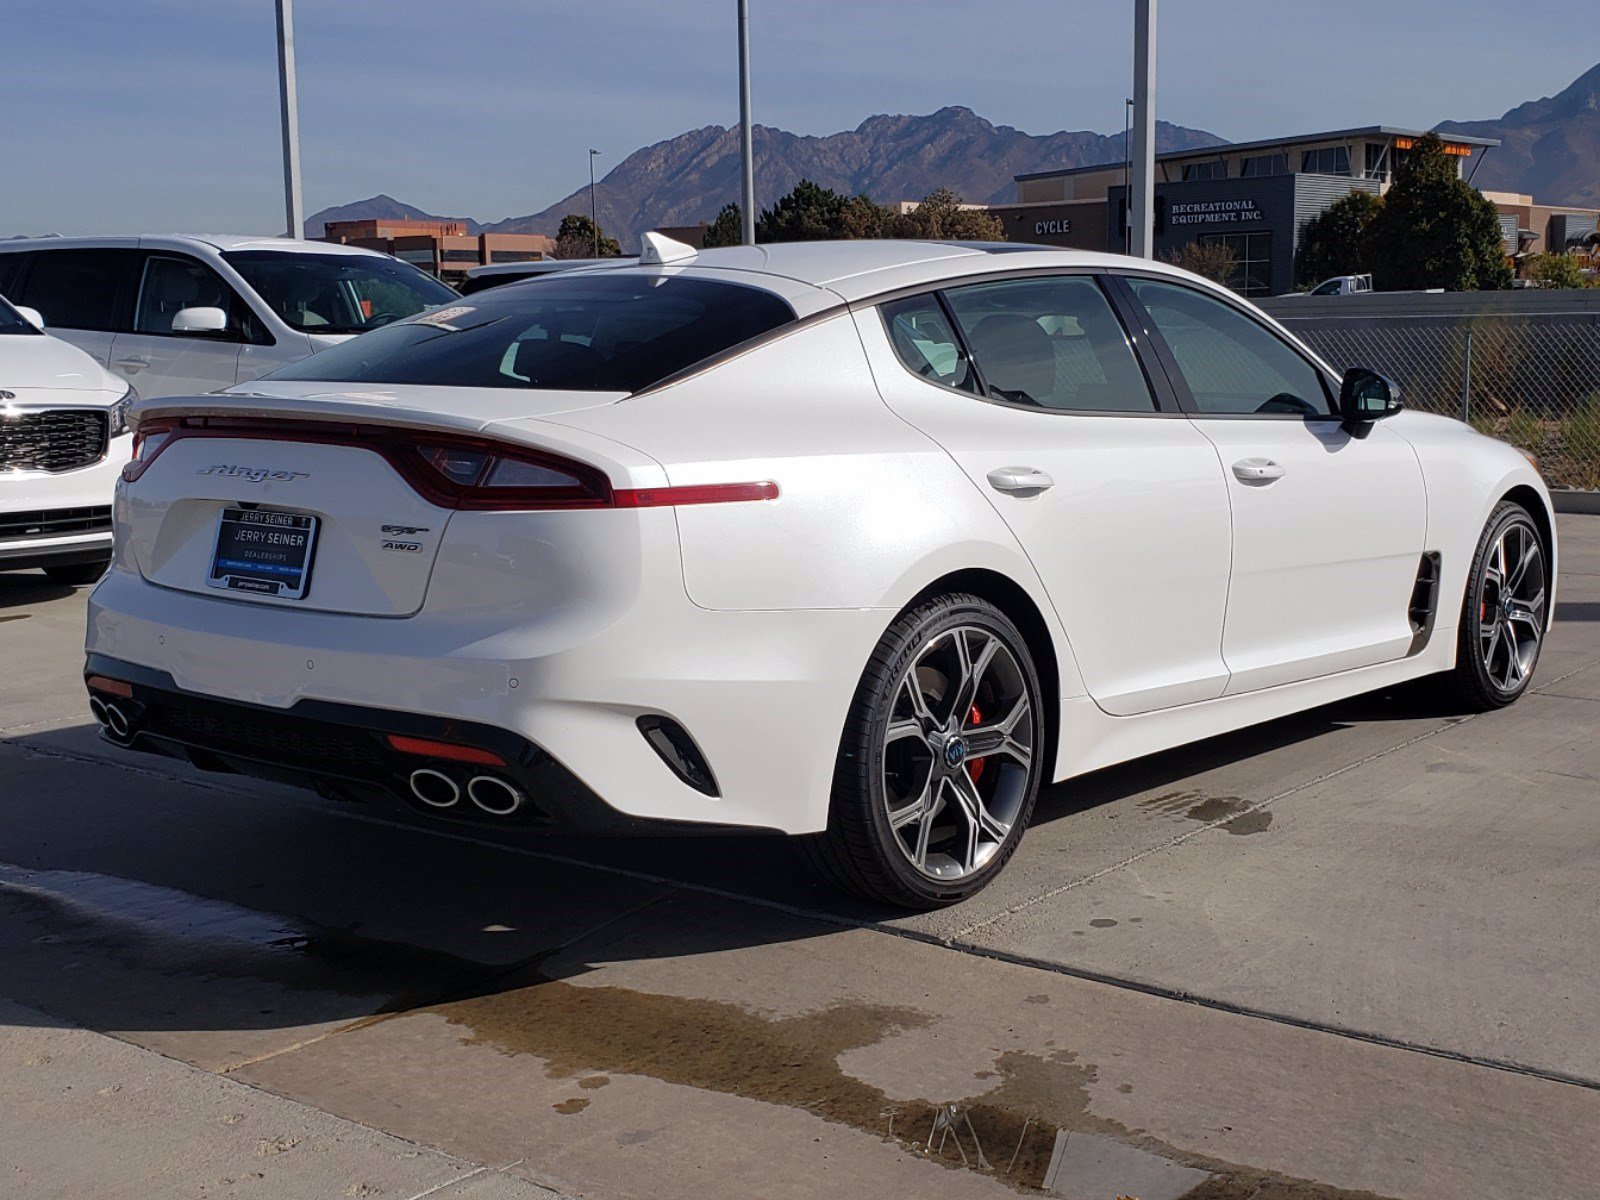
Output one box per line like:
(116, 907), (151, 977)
(987, 466), (1054, 493)
(1231, 458), (1285, 484)
(114, 357), (150, 372)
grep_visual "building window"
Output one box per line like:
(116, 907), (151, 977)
(1181, 160), (1228, 182)
(1300, 147), (1351, 176)
(1240, 153), (1287, 178)
(1198, 232), (1274, 297)
(441, 249), (481, 263)
(1363, 143), (1390, 181)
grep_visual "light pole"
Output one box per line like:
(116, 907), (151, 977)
(275, 0), (304, 239)
(1123, 98), (1133, 255)
(737, 0), (755, 245)
(1129, 0), (1157, 259)
(588, 149), (601, 256)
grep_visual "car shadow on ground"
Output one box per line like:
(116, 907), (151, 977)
(0, 573), (78, 609)
(0, 678), (1478, 1042)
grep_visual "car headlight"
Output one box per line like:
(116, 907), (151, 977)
(108, 384), (137, 438)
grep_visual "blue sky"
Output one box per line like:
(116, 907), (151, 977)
(5, 0), (1596, 236)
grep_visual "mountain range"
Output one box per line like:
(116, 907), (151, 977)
(1437, 62), (1600, 208)
(306, 108), (1224, 245)
(308, 63), (1600, 247)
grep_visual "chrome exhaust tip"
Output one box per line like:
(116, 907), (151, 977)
(88, 696), (111, 729)
(103, 702), (131, 740)
(409, 768), (461, 809)
(467, 775), (525, 816)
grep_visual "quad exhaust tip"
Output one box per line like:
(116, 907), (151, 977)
(90, 698), (132, 740)
(408, 768), (461, 809)
(467, 774), (525, 816)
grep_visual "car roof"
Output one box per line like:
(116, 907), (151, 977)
(0, 234), (390, 257)
(466, 257), (640, 278)
(610, 240), (1196, 307)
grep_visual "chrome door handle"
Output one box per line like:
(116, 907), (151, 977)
(987, 466), (1054, 493)
(1232, 458), (1285, 484)
(114, 357), (150, 372)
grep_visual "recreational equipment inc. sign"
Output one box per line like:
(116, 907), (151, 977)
(1169, 199), (1263, 227)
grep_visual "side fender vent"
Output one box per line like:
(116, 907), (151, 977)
(1407, 551), (1443, 656)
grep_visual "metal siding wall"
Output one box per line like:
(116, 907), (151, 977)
(1290, 175), (1382, 291)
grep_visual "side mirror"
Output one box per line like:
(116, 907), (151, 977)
(1339, 367), (1402, 430)
(172, 306), (229, 335)
(15, 306), (44, 329)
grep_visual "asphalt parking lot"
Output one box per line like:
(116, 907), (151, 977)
(3, 513), (1598, 1200)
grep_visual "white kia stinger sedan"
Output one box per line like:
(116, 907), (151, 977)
(82, 237), (1554, 907)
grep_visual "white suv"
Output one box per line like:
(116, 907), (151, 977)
(0, 295), (134, 583)
(0, 236), (459, 400)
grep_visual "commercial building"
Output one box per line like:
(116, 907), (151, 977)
(321, 218), (555, 288)
(985, 127), (1598, 295)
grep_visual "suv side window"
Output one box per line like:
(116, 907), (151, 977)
(1126, 277), (1333, 417)
(134, 254), (240, 337)
(880, 295), (977, 394)
(15, 249), (138, 332)
(942, 276), (1156, 412)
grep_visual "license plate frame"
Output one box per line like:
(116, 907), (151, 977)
(207, 507), (320, 600)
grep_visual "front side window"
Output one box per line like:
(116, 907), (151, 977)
(135, 255), (236, 334)
(16, 249), (138, 332)
(942, 276), (1155, 412)
(1127, 278), (1331, 416)
(222, 250), (458, 334)
(266, 273), (796, 393)
(880, 295), (976, 393)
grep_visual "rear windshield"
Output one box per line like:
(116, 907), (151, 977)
(264, 274), (797, 393)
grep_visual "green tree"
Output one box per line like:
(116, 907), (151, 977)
(1364, 133), (1511, 291)
(1164, 240), (1238, 286)
(554, 213), (621, 259)
(756, 179), (863, 242)
(891, 188), (1005, 241)
(701, 203), (744, 248)
(1296, 189), (1382, 286)
(1524, 251), (1586, 289)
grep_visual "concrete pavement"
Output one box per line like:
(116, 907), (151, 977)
(2, 514), (1598, 1199)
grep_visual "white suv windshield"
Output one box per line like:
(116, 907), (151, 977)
(222, 250), (459, 335)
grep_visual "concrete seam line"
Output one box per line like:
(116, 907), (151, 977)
(952, 715), (1479, 940)
(939, 937), (1600, 1095)
(14, 735), (1600, 1099)
(405, 1165), (487, 1200)
(1532, 691), (1600, 704)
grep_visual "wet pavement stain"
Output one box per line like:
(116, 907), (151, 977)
(1223, 809), (1273, 836)
(431, 974), (1399, 1199)
(553, 1098), (590, 1115)
(1088, 919), (1119, 929)
(1184, 797), (1247, 823)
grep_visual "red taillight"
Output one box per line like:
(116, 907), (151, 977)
(114, 416), (779, 513)
(386, 734), (506, 766)
(614, 482), (780, 508)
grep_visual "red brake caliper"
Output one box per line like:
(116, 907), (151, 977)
(968, 705), (986, 783)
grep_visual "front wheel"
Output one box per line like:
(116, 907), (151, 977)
(1440, 501), (1548, 711)
(798, 594), (1045, 909)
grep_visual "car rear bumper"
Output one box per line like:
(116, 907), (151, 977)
(83, 654), (755, 834)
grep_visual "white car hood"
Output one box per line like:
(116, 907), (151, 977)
(0, 333), (123, 397)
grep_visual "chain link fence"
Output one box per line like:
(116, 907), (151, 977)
(1260, 293), (1600, 492)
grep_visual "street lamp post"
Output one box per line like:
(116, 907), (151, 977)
(588, 149), (601, 256)
(275, 0), (304, 239)
(1129, 0), (1157, 259)
(737, 0), (755, 246)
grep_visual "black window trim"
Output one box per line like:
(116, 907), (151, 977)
(1109, 270), (1342, 422)
(130, 251), (262, 346)
(870, 267), (1186, 418)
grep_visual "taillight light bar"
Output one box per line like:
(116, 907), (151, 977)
(120, 416), (778, 512)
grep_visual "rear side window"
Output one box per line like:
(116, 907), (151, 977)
(942, 276), (1156, 412)
(266, 274), (797, 393)
(880, 295), (977, 393)
(16, 249), (137, 332)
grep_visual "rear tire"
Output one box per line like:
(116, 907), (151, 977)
(797, 593), (1045, 909)
(1438, 501), (1548, 711)
(43, 559), (109, 587)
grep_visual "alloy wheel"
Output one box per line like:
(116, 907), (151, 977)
(1478, 517), (1546, 693)
(882, 625), (1036, 881)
